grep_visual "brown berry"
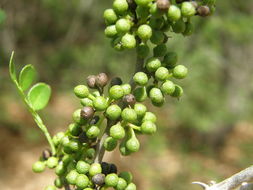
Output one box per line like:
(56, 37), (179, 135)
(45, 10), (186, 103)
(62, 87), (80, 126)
(123, 94), (136, 106)
(197, 5), (210, 17)
(87, 75), (97, 88)
(81, 106), (95, 119)
(92, 173), (105, 186)
(96, 73), (109, 87)
(157, 0), (170, 10)
(42, 149), (52, 160)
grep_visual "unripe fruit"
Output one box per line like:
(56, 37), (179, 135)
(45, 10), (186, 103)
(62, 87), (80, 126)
(115, 19), (131, 33)
(121, 108), (137, 123)
(111, 37), (124, 51)
(153, 44), (167, 57)
(103, 136), (118, 151)
(105, 173), (119, 187)
(172, 19), (186, 33)
(81, 106), (95, 119)
(110, 123), (126, 139)
(106, 104), (122, 120)
(183, 21), (194, 36)
(92, 173), (105, 186)
(171, 84), (183, 97)
(133, 87), (147, 102)
(155, 67), (169, 81)
(161, 80), (175, 95)
(141, 121), (157, 134)
(74, 85), (89, 98)
(54, 177), (64, 188)
(109, 85), (124, 100)
(156, 0), (170, 10)
(125, 183), (137, 190)
(136, 6), (150, 19)
(135, 0), (151, 6)
(66, 170), (79, 185)
(146, 57), (161, 72)
(103, 9), (118, 24)
(32, 161), (45, 173)
(136, 43), (150, 58)
(55, 162), (65, 176)
(119, 140), (131, 156)
(134, 103), (147, 117)
(42, 149), (52, 160)
(86, 125), (100, 139)
(137, 25), (152, 41)
(116, 178), (128, 190)
(150, 30), (165, 45)
(173, 65), (188, 79)
(73, 109), (86, 124)
(93, 96), (108, 111)
(149, 87), (164, 104)
(197, 5), (210, 17)
(119, 171), (133, 184)
(149, 17), (164, 30)
(167, 5), (181, 21)
(123, 94), (136, 106)
(44, 185), (57, 190)
(47, 157), (58, 169)
(105, 26), (117, 38)
(142, 112), (157, 123)
(67, 139), (81, 152)
(121, 33), (136, 49)
(68, 123), (81, 136)
(133, 72), (148, 86)
(113, 0), (129, 14)
(86, 148), (96, 158)
(76, 161), (90, 174)
(76, 174), (89, 189)
(89, 163), (102, 176)
(126, 137), (140, 152)
(80, 98), (93, 107)
(87, 75), (97, 89)
(163, 52), (178, 68)
(149, 3), (164, 17)
(110, 77), (123, 87)
(96, 73), (109, 87)
(121, 83), (132, 95)
(181, 2), (196, 17)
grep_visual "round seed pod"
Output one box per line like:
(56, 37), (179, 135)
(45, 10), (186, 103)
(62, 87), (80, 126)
(96, 73), (109, 88)
(167, 5), (181, 21)
(105, 173), (119, 187)
(103, 136), (118, 151)
(197, 5), (210, 17)
(103, 9), (118, 25)
(156, 0), (170, 10)
(81, 106), (95, 120)
(109, 163), (118, 174)
(76, 174), (89, 189)
(110, 123), (126, 140)
(101, 162), (111, 175)
(92, 173), (105, 186)
(121, 108), (137, 123)
(181, 2), (196, 17)
(137, 24), (152, 41)
(113, 0), (129, 14)
(87, 75), (97, 89)
(123, 94), (136, 106)
(32, 161), (46, 173)
(116, 178), (128, 190)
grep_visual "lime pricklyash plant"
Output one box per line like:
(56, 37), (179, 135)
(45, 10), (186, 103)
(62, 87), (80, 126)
(9, 0), (216, 189)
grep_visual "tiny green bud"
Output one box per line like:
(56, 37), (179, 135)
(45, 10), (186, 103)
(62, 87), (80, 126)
(161, 80), (175, 95)
(126, 136), (140, 152)
(76, 161), (90, 174)
(141, 121), (157, 134)
(55, 162), (65, 176)
(109, 85), (124, 100)
(86, 125), (100, 139)
(173, 65), (188, 79)
(72, 109), (86, 124)
(121, 33), (136, 49)
(54, 177), (64, 188)
(146, 57), (161, 72)
(171, 84), (183, 98)
(155, 67), (169, 81)
(142, 112), (157, 123)
(121, 108), (137, 123)
(181, 2), (196, 17)
(103, 9), (118, 24)
(93, 96), (108, 111)
(44, 185), (57, 190)
(150, 30), (165, 45)
(103, 136), (118, 151)
(110, 123), (126, 140)
(134, 103), (147, 117)
(116, 178), (128, 190)
(133, 72), (148, 86)
(172, 19), (186, 33)
(47, 157), (58, 169)
(74, 85), (89, 98)
(32, 161), (46, 173)
(106, 104), (122, 120)
(121, 83), (132, 95)
(105, 173), (119, 187)
(119, 171), (133, 184)
(115, 18), (131, 33)
(113, 0), (129, 14)
(149, 87), (164, 104)
(137, 24), (152, 41)
(135, 0), (151, 6)
(163, 52), (178, 68)
(167, 5), (181, 21)
(80, 98), (93, 107)
(66, 170), (79, 185)
(68, 123), (81, 136)
(89, 163), (102, 176)
(133, 87), (147, 102)
(125, 183), (137, 190)
(76, 174), (89, 189)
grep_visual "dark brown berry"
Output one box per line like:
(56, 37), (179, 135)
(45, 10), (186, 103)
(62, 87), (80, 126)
(81, 106), (95, 119)
(127, 0), (137, 10)
(42, 149), (52, 160)
(92, 173), (105, 186)
(101, 162), (110, 175)
(78, 132), (88, 143)
(110, 77), (123, 87)
(109, 163), (117, 174)
(157, 0), (170, 10)
(96, 73), (109, 87)
(87, 75), (97, 88)
(197, 6), (210, 17)
(123, 94), (136, 106)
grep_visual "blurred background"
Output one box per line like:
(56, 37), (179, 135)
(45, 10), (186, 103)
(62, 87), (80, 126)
(0, 0), (253, 189)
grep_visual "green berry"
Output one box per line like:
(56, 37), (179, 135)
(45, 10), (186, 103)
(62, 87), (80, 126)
(103, 136), (118, 151)
(141, 121), (157, 134)
(153, 44), (167, 57)
(181, 2), (196, 17)
(149, 87), (164, 104)
(67, 139), (81, 152)
(66, 170), (79, 185)
(105, 25), (118, 38)
(163, 52), (178, 68)
(142, 112), (157, 123)
(171, 84), (183, 98)
(161, 80), (175, 95)
(86, 148), (96, 158)
(93, 96), (108, 111)
(125, 183), (137, 190)
(155, 67), (169, 81)
(47, 157), (58, 169)
(183, 21), (194, 36)
(150, 30), (165, 45)
(115, 18), (131, 33)
(135, 0), (151, 6)
(68, 123), (81, 136)
(167, 5), (181, 21)
(136, 43), (150, 58)
(133, 72), (148, 86)
(74, 85), (89, 98)
(76, 161), (90, 174)
(109, 85), (124, 100)
(121, 108), (137, 123)
(119, 140), (131, 156)
(62, 154), (73, 166)
(134, 103), (147, 117)
(172, 19), (186, 33)
(44, 185), (57, 190)
(146, 57), (161, 72)
(54, 177), (64, 188)
(110, 123), (125, 140)
(106, 104), (122, 120)
(119, 172), (133, 184)
(104, 9), (118, 24)
(121, 33), (136, 49)
(116, 178), (128, 190)
(32, 161), (45, 173)
(111, 37), (124, 51)
(173, 65), (188, 79)
(83, 188), (93, 190)
(149, 3), (164, 17)
(86, 125), (100, 139)
(105, 173), (119, 187)
(121, 83), (132, 95)
(133, 87), (147, 102)
(113, 0), (129, 14)
(89, 163), (102, 176)
(80, 98), (93, 107)
(76, 174), (89, 189)
(137, 24), (152, 41)
(72, 109), (86, 124)
(55, 162), (65, 176)
(126, 137), (140, 152)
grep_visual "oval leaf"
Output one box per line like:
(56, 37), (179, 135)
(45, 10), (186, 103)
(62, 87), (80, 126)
(28, 83), (51, 111)
(19, 64), (37, 91)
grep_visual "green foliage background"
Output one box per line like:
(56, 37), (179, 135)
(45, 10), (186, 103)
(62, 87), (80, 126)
(0, 0), (253, 190)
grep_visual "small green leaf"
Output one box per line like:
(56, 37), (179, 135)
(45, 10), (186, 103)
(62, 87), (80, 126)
(9, 51), (16, 81)
(28, 83), (51, 111)
(19, 64), (37, 91)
